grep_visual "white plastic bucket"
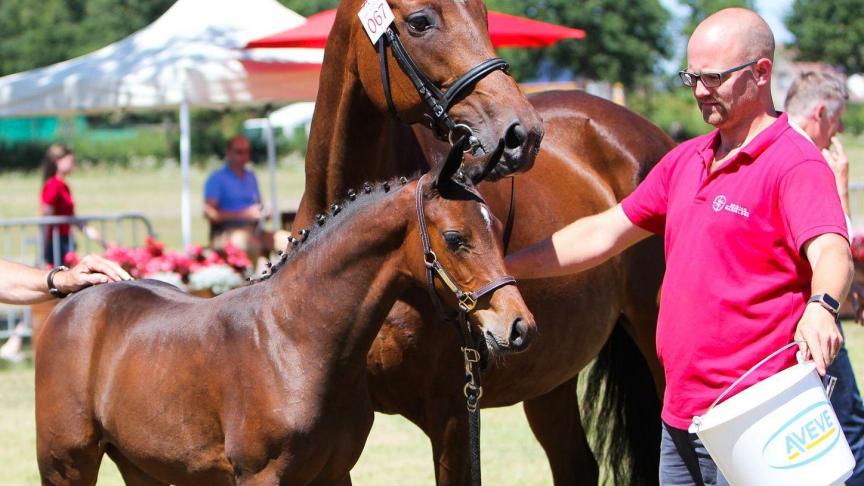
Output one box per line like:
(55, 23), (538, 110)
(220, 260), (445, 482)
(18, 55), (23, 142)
(689, 342), (855, 486)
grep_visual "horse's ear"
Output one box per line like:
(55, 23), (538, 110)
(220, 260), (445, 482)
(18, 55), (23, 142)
(431, 136), (469, 189)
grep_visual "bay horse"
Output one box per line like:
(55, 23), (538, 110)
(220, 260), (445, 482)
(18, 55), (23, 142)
(295, 1), (675, 484)
(35, 152), (536, 485)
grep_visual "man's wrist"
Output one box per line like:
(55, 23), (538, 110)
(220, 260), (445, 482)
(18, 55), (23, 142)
(46, 266), (69, 298)
(808, 293), (840, 317)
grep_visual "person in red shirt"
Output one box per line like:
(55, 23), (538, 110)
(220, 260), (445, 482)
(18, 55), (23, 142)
(506, 8), (852, 485)
(39, 144), (102, 266)
(40, 144), (77, 266)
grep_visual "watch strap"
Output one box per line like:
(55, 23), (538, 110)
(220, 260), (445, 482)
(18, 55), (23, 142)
(47, 266), (69, 299)
(808, 293), (840, 316)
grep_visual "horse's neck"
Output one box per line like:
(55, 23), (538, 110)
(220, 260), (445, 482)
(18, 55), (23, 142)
(299, 46), (425, 228)
(271, 190), (413, 379)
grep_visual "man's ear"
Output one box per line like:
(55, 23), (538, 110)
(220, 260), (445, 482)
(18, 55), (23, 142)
(754, 58), (773, 86)
(813, 103), (827, 123)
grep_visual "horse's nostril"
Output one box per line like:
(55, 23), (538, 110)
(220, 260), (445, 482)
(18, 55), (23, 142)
(509, 317), (528, 348)
(504, 122), (527, 149)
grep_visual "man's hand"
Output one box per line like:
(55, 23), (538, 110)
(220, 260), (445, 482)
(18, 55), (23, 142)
(53, 255), (132, 295)
(794, 304), (843, 375)
(823, 136), (849, 179)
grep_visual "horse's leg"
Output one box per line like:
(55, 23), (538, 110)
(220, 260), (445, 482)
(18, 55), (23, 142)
(523, 376), (597, 486)
(36, 439), (102, 486)
(104, 447), (168, 486)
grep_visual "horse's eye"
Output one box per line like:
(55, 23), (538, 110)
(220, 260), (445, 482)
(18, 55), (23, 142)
(443, 231), (467, 251)
(406, 14), (433, 34)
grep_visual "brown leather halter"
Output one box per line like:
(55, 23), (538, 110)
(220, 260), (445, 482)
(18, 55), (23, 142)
(378, 26), (510, 153)
(415, 171), (516, 486)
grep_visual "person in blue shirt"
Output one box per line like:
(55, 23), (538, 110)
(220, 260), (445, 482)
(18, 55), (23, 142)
(204, 136), (269, 262)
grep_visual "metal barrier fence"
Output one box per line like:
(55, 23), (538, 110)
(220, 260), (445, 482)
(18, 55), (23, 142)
(0, 213), (155, 339)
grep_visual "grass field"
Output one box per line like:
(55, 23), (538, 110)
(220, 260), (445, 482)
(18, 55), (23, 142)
(2, 134), (864, 484)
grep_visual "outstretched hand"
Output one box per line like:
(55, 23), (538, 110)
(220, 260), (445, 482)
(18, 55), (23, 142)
(795, 304), (843, 376)
(54, 255), (132, 295)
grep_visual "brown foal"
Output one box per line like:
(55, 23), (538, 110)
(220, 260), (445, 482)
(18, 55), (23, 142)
(35, 154), (535, 485)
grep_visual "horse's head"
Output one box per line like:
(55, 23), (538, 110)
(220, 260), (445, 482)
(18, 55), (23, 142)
(345, 0), (544, 182)
(406, 142), (536, 355)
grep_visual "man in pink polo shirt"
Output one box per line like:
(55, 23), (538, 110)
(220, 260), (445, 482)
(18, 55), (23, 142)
(506, 8), (853, 485)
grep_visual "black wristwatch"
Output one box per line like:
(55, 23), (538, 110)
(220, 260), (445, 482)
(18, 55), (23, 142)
(808, 293), (840, 317)
(46, 265), (69, 299)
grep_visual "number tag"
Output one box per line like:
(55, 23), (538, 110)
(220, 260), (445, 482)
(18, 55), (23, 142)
(358, 0), (395, 45)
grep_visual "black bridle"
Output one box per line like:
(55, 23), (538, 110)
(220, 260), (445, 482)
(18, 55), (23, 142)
(414, 170), (516, 486)
(378, 26), (510, 153)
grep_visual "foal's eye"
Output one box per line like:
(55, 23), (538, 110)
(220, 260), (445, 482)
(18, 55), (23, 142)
(406, 13), (433, 34)
(443, 231), (468, 251)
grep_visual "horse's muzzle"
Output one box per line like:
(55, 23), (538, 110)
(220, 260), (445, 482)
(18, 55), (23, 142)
(485, 316), (534, 354)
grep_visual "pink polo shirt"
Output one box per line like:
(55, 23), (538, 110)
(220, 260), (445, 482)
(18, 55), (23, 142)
(622, 113), (848, 430)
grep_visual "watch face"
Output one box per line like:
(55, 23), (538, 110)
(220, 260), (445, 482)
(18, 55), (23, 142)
(823, 293), (840, 311)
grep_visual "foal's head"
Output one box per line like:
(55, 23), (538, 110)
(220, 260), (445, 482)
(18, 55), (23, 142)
(339, 0), (544, 182)
(408, 149), (536, 355)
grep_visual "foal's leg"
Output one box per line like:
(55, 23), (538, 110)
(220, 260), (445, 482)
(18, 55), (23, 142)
(420, 396), (472, 486)
(523, 376), (598, 486)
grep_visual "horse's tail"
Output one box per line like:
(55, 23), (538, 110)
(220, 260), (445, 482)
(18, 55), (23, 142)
(583, 316), (661, 486)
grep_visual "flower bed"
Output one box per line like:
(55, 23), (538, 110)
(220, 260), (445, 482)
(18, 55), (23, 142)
(64, 237), (251, 295)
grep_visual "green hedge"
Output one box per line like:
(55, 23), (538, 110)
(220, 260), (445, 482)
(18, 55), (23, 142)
(0, 107), (310, 173)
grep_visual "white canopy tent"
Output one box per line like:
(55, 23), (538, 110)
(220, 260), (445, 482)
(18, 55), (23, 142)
(0, 0), (323, 246)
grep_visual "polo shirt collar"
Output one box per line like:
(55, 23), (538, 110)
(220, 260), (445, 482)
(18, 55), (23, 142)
(696, 113), (789, 169)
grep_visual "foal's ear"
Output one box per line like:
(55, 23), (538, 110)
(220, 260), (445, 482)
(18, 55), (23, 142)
(431, 136), (469, 190)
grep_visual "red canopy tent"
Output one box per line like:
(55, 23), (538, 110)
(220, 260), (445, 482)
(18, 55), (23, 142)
(246, 9), (585, 49)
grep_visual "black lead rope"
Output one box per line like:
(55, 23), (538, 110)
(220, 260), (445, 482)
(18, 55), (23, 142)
(415, 142), (518, 486)
(502, 177), (516, 255)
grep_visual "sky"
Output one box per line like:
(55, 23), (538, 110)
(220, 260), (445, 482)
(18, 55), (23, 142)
(658, 0), (794, 73)
(662, 0), (794, 43)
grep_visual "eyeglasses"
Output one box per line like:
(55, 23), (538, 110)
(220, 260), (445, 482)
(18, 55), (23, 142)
(679, 60), (757, 88)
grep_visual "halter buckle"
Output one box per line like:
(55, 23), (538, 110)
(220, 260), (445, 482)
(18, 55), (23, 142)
(464, 382), (483, 411)
(458, 292), (477, 312)
(424, 250), (437, 268)
(462, 347), (481, 363)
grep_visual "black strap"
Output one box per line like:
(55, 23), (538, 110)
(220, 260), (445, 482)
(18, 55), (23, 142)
(665, 422), (705, 486)
(378, 26), (509, 141)
(502, 177), (516, 254)
(378, 35), (400, 121)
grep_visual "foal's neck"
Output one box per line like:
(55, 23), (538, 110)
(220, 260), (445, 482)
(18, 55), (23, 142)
(271, 187), (415, 381)
(298, 35), (425, 228)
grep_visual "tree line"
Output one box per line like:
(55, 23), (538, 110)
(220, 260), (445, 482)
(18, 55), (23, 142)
(1, 0), (862, 86)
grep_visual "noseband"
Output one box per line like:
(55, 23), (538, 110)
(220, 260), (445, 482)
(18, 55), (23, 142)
(414, 177), (516, 320)
(378, 27), (510, 152)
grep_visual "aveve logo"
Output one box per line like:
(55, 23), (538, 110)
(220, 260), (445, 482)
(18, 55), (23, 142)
(762, 401), (840, 469)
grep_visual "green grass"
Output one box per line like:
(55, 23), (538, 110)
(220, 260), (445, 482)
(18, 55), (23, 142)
(0, 157), (307, 253)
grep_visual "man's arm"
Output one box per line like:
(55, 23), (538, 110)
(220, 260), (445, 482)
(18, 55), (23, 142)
(0, 256), (132, 305)
(795, 232), (853, 375)
(506, 204), (653, 280)
(203, 199), (261, 224)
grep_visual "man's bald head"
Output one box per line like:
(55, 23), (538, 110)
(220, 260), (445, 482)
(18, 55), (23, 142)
(689, 8), (775, 64)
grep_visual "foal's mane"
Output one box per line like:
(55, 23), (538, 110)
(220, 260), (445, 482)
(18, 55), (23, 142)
(251, 174), (421, 283)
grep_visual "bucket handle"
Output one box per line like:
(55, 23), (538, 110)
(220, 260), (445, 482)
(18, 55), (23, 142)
(707, 341), (802, 413)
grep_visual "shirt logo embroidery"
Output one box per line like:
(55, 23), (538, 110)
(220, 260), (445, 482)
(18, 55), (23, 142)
(712, 194), (750, 218)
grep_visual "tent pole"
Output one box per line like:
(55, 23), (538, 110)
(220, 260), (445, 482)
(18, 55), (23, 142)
(180, 96), (192, 247)
(264, 117), (280, 232)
